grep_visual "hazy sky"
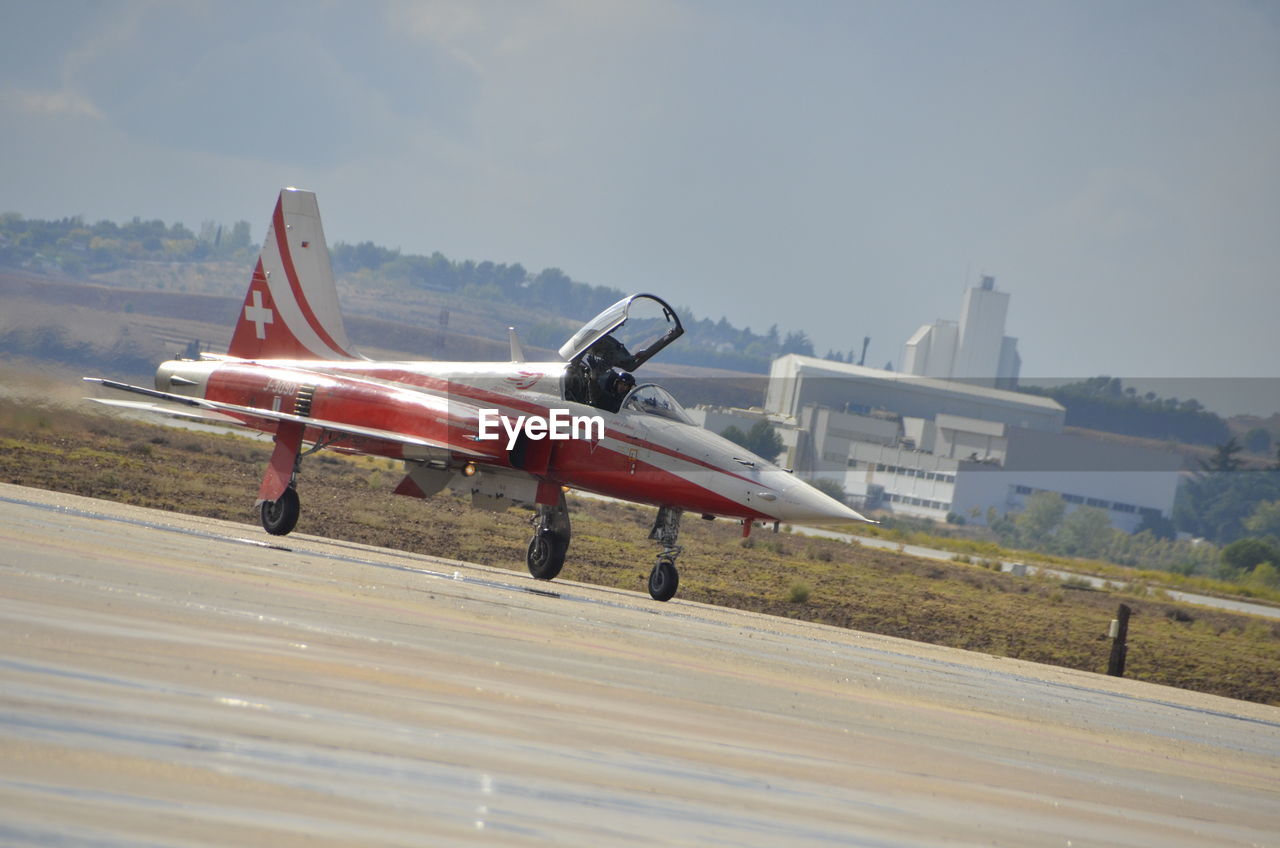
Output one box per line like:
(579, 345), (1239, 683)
(3, 1), (1277, 396)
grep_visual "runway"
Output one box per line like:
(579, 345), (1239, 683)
(1, 482), (1277, 847)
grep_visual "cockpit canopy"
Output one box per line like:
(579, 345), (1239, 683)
(620, 383), (693, 425)
(558, 293), (684, 371)
(560, 294), (687, 414)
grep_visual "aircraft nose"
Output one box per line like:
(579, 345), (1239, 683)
(774, 476), (871, 525)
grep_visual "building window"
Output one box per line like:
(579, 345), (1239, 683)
(1112, 502), (1136, 514)
(1063, 494), (1084, 505)
(1138, 507), (1162, 519)
(1014, 485), (1033, 495)
(1086, 498), (1109, 508)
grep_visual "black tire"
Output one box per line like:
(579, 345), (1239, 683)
(261, 487), (300, 536)
(527, 529), (567, 581)
(648, 559), (679, 602)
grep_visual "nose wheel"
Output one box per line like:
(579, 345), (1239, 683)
(647, 506), (684, 601)
(648, 558), (679, 602)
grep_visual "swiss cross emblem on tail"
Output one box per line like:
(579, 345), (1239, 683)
(226, 189), (360, 361)
(244, 289), (274, 339)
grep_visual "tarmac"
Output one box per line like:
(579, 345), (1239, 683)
(1, 481), (1277, 847)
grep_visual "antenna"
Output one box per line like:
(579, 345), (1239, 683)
(508, 327), (526, 363)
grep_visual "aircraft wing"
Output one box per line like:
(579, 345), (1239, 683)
(84, 378), (489, 459)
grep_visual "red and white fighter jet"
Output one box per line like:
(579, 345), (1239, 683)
(87, 188), (868, 600)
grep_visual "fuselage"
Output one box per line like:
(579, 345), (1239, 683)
(155, 357), (861, 526)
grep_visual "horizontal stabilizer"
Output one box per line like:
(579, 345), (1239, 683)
(85, 397), (243, 425)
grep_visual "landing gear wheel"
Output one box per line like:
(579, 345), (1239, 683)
(527, 529), (567, 581)
(261, 487), (300, 536)
(646, 506), (684, 601)
(527, 492), (571, 581)
(648, 558), (679, 602)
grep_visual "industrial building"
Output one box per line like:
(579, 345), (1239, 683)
(902, 275), (1021, 387)
(694, 350), (1184, 533)
(765, 354), (1064, 433)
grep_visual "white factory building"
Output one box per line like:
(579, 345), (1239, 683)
(692, 351), (1184, 533)
(902, 275), (1021, 387)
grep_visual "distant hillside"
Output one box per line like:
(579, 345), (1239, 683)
(1020, 376), (1231, 447)
(0, 269), (765, 412)
(0, 209), (824, 374)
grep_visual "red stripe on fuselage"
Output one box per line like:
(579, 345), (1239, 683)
(203, 361), (771, 518)
(340, 366), (763, 489)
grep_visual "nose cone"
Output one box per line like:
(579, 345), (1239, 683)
(767, 471), (872, 525)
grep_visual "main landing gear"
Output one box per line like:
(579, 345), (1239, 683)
(646, 506), (683, 602)
(527, 491), (571, 581)
(258, 426), (334, 537)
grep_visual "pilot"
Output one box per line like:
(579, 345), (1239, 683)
(598, 369), (635, 413)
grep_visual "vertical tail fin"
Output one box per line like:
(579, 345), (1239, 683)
(227, 188), (359, 360)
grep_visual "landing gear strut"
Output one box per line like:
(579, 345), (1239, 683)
(647, 506), (683, 602)
(257, 426), (334, 537)
(527, 491), (571, 580)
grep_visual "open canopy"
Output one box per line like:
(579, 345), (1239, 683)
(558, 293), (684, 371)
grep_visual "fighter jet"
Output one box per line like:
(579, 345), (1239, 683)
(87, 188), (868, 600)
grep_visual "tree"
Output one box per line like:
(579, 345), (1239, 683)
(529, 268), (573, 314)
(1244, 500), (1280, 540)
(1220, 538), (1280, 575)
(720, 425), (749, 449)
(720, 421), (784, 463)
(1015, 491), (1065, 549)
(781, 330), (814, 357)
(1134, 509), (1177, 540)
(744, 420), (784, 462)
(1057, 506), (1114, 558)
(1243, 427), (1273, 455)
(1245, 561), (1280, 590)
(1175, 446), (1280, 543)
(1201, 438), (1244, 473)
(226, 220), (251, 251)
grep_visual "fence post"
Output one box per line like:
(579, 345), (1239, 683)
(1107, 603), (1131, 677)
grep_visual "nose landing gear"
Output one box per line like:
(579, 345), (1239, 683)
(647, 506), (683, 601)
